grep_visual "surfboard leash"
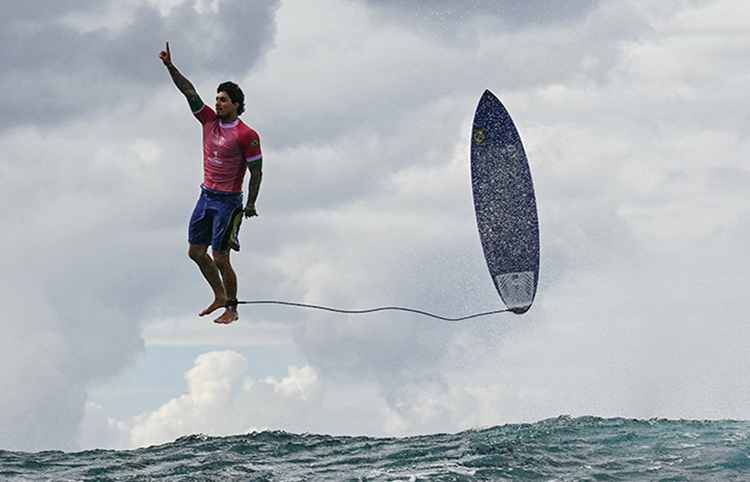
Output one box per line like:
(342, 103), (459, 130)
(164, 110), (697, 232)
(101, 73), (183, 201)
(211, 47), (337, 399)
(230, 300), (509, 322)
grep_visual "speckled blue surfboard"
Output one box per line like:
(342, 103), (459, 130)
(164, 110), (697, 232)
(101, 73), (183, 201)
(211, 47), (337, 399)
(471, 90), (539, 314)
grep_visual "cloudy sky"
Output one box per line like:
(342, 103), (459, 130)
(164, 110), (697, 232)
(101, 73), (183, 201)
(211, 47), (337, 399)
(1, 0), (749, 452)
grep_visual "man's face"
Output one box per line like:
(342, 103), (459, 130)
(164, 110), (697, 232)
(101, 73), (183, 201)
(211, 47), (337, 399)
(215, 91), (238, 121)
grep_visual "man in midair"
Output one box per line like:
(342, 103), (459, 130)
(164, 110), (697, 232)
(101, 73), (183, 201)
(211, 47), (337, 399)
(159, 42), (263, 324)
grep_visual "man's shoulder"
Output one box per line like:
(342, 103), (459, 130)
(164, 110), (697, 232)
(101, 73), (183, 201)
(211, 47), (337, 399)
(237, 119), (257, 132)
(194, 104), (217, 122)
(236, 120), (260, 139)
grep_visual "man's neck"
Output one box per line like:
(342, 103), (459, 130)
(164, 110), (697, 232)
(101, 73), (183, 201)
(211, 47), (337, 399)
(218, 113), (238, 124)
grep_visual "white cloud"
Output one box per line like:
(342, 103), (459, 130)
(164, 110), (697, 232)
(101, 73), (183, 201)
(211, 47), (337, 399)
(85, 351), (323, 448)
(263, 364), (320, 400)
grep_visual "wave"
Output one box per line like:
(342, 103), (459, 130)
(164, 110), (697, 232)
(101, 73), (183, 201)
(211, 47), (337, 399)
(2, 416), (750, 481)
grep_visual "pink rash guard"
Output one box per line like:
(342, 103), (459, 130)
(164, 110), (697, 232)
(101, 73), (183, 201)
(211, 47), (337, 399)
(194, 104), (262, 193)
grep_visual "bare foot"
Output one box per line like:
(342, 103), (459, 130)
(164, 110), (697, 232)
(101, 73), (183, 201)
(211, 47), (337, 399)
(199, 297), (227, 317)
(214, 309), (239, 324)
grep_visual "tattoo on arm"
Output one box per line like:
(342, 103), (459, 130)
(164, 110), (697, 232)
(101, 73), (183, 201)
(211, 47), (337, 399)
(167, 65), (200, 105)
(247, 164), (263, 206)
(159, 43), (201, 109)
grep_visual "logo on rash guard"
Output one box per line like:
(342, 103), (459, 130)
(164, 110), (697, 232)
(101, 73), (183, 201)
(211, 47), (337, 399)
(209, 151), (223, 165)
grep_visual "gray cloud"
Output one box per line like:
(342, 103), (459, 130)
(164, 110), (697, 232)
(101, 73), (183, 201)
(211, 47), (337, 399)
(0, 0), (279, 132)
(361, 0), (599, 25)
(356, 0), (601, 47)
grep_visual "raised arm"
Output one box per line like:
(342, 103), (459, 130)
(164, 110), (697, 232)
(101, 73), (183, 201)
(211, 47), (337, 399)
(158, 42), (202, 110)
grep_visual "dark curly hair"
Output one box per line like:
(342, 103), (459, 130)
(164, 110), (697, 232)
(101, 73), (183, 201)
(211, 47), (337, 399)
(217, 81), (245, 116)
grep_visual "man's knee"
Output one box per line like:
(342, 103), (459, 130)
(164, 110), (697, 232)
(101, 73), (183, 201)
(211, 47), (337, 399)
(188, 244), (208, 262)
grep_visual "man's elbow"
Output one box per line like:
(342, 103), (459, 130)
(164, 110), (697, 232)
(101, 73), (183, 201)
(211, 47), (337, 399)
(186, 91), (200, 104)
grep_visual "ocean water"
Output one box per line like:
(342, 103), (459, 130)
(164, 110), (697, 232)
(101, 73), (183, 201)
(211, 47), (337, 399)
(1, 416), (749, 481)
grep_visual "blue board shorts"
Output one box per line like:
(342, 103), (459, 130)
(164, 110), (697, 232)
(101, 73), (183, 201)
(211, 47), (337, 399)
(189, 185), (244, 252)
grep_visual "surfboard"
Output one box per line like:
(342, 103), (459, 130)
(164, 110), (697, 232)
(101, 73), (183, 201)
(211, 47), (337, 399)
(471, 90), (539, 314)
